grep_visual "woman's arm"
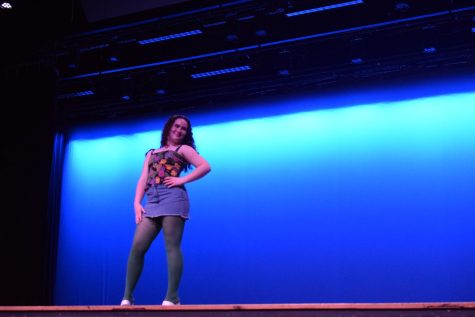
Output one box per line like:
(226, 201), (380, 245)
(163, 145), (211, 188)
(134, 151), (151, 223)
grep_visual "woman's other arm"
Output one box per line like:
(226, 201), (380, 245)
(134, 151), (151, 223)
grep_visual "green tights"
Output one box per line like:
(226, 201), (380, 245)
(123, 216), (185, 304)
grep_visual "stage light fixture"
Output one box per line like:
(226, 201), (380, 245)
(108, 56), (120, 63)
(150, 70), (169, 96)
(278, 69), (290, 76)
(1, 2), (12, 9)
(255, 29), (267, 37)
(204, 21), (227, 28)
(67, 62), (79, 70)
(286, 0), (364, 17)
(57, 90), (94, 100)
(79, 43), (109, 53)
(394, 2), (410, 12)
(349, 35), (365, 65)
(226, 34), (239, 42)
(138, 30), (203, 45)
(237, 15), (254, 22)
(121, 77), (134, 100)
(66, 48), (81, 70)
(190, 65), (252, 79)
(106, 42), (121, 64)
(423, 47), (437, 54)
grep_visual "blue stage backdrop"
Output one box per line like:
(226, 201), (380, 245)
(54, 74), (475, 305)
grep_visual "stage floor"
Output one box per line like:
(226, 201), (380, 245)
(1, 302), (475, 317)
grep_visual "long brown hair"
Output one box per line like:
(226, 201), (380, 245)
(160, 114), (196, 171)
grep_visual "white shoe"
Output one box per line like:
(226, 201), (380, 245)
(120, 299), (133, 306)
(162, 300), (180, 306)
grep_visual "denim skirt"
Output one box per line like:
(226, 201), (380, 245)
(143, 184), (190, 219)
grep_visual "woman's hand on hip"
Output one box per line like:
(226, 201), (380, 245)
(163, 176), (185, 188)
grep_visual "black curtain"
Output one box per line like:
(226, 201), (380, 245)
(1, 62), (58, 305)
(0, 0), (87, 305)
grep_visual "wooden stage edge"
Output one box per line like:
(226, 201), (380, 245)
(1, 302), (475, 317)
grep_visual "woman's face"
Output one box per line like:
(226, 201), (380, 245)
(168, 118), (188, 145)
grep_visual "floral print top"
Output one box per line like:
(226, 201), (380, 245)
(145, 148), (187, 192)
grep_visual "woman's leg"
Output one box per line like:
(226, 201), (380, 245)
(162, 216), (185, 304)
(123, 217), (161, 301)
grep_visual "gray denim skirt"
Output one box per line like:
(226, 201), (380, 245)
(143, 184), (190, 219)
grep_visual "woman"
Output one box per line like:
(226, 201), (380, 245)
(121, 114), (211, 306)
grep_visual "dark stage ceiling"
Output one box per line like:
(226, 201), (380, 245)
(2, 0), (475, 124)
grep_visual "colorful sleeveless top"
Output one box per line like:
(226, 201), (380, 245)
(145, 146), (187, 192)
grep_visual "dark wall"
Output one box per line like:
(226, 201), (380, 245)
(1, 63), (58, 305)
(0, 0), (84, 305)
